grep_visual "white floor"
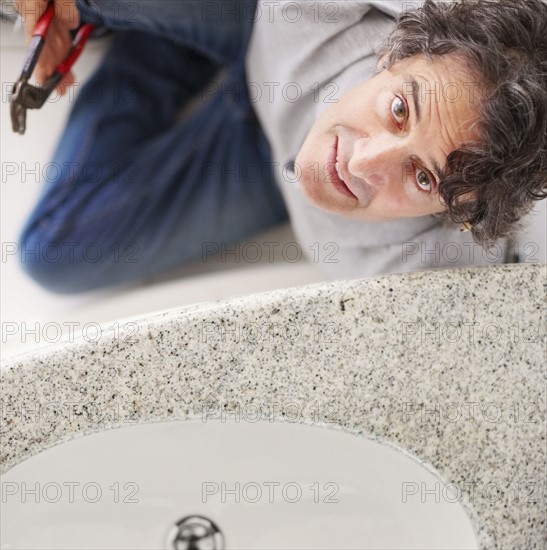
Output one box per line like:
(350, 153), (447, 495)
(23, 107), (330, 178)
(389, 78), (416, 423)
(1, 19), (545, 359)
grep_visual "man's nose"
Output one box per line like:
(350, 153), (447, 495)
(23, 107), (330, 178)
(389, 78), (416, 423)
(348, 135), (403, 188)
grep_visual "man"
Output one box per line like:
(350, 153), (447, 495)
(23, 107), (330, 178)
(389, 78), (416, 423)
(14, 0), (547, 292)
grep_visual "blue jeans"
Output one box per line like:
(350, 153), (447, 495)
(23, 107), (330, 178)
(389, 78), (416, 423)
(18, 0), (289, 293)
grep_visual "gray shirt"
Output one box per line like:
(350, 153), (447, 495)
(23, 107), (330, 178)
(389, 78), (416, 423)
(245, 0), (508, 278)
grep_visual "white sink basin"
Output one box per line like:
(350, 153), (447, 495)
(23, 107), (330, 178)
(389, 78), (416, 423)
(0, 420), (478, 549)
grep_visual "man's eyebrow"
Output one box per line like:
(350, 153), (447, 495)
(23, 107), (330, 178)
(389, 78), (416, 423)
(403, 73), (421, 123)
(403, 73), (444, 186)
(430, 160), (443, 185)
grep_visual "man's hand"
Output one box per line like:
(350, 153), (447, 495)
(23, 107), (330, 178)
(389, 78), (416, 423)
(15, 0), (80, 95)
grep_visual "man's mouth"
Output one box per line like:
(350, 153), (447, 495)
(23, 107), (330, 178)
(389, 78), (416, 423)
(327, 136), (358, 200)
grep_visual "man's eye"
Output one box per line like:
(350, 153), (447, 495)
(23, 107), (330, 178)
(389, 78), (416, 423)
(391, 96), (407, 123)
(415, 167), (434, 193)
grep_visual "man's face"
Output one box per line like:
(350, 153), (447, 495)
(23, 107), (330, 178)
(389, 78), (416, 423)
(295, 54), (481, 222)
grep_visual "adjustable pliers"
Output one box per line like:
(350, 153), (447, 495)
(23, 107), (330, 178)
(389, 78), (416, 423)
(10, 1), (94, 134)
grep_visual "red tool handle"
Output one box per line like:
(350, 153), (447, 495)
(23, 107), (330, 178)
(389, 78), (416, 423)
(20, 1), (95, 81)
(21, 2), (55, 78)
(32, 1), (55, 38)
(57, 23), (95, 75)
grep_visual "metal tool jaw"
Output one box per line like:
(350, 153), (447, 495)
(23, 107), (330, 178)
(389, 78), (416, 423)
(10, 75), (59, 134)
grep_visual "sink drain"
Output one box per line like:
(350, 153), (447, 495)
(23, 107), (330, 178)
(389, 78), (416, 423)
(165, 515), (225, 550)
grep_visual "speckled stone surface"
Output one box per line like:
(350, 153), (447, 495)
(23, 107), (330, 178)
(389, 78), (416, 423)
(1, 264), (546, 548)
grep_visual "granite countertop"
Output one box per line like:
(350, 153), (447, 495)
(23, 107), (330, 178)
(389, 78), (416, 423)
(1, 263), (545, 548)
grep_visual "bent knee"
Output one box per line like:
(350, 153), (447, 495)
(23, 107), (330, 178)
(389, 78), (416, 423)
(17, 225), (114, 294)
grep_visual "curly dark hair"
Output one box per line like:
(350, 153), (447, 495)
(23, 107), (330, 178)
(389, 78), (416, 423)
(376, 0), (547, 249)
